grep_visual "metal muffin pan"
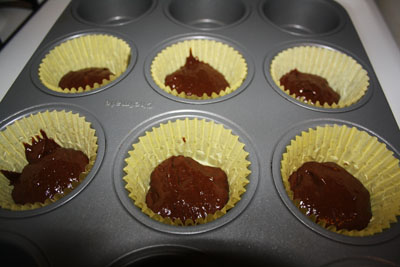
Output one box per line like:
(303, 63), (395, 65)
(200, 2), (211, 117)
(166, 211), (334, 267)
(0, 231), (50, 267)
(259, 0), (346, 36)
(164, 0), (251, 30)
(0, 0), (399, 266)
(72, 0), (157, 26)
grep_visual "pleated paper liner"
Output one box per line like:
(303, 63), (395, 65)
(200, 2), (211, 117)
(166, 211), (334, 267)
(0, 110), (98, 211)
(270, 46), (370, 108)
(150, 39), (248, 100)
(280, 124), (400, 236)
(38, 34), (131, 93)
(123, 118), (251, 226)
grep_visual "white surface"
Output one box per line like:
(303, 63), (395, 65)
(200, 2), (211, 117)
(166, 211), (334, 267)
(0, 0), (399, 128)
(337, 0), (400, 128)
(375, 0), (400, 49)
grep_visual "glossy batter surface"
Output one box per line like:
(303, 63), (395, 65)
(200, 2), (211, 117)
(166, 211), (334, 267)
(146, 155), (229, 222)
(288, 161), (371, 230)
(280, 69), (340, 105)
(58, 67), (113, 89)
(1, 130), (89, 204)
(165, 50), (229, 97)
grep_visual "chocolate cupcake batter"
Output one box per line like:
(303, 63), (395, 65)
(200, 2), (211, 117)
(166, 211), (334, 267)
(280, 69), (340, 105)
(288, 161), (371, 231)
(1, 130), (89, 204)
(58, 67), (114, 90)
(164, 49), (230, 97)
(146, 155), (229, 222)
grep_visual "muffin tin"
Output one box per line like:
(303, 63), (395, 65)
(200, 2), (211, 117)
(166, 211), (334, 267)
(0, 0), (399, 266)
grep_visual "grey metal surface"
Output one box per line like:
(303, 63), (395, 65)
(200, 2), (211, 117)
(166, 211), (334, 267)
(0, 0), (399, 266)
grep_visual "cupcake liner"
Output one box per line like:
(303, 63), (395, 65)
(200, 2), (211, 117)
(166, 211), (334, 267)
(0, 110), (98, 210)
(270, 46), (369, 108)
(280, 124), (400, 236)
(38, 34), (131, 93)
(150, 39), (248, 100)
(123, 118), (251, 226)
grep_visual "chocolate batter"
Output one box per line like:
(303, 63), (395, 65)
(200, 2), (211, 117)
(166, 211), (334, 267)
(146, 155), (229, 222)
(288, 161), (371, 230)
(280, 69), (340, 105)
(164, 49), (230, 97)
(58, 67), (114, 90)
(1, 130), (89, 204)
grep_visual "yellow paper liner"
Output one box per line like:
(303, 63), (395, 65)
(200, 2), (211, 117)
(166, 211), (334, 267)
(38, 34), (131, 93)
(280, 124), (400, 236)
(270, 46), (369, 108)
(0, 110), (98, 211)
(151, 39), (248, 100)
(123, 118), (251, 226)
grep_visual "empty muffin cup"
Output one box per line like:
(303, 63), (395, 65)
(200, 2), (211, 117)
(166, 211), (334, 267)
(270, 46), (369, 109)
(150, 39), (248, 100)
(38, 34), (131, 94)
(167, 0), (248, 30)
(280, 124), (400, 236)
(261, 0), (343, 35)
(108, 245), (219, 267)
(0, 231), (49, 267)
(0, 110), (98, 211)
(123, 117), (251, 226)
(73, 0), (154, 26)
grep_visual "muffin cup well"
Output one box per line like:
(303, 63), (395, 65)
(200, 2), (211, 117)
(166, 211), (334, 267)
(72, 0), (155, 26)
(270, 46), (369, 108)
(38, 34), (131, 93)
(166, 0), (249, 30)
(0, 110), (98, 210)
(280, 124), (400, 236)
(260, 0), (344, 35)
(123, 118), (251, 226)
(150, 39), (248, 100)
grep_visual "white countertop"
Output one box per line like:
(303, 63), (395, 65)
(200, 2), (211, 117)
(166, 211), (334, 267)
(0, 0), (399, 128)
